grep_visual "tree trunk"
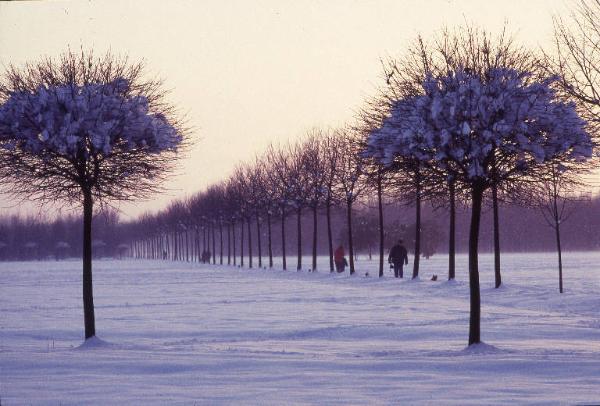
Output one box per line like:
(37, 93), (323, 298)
(412, 168), (421, 279)
(256, 214), (262, 268)
(551, 172), (564, 293)
(312, 205), (318, 272)
(212, 224), (216, 264)
(267, 212), (273, 268)
(326, 200), (334, 273)
(468, 184), (484, 346)
(297, 207), (302, 271)
(165, 234), (170, 260)
(196, 228), (200, 262)
(189, 232), (194, 261)
(219, 222), (223, 265)
(377, 170), (384, 278)
(227, 224), (231, 265)
(233, 222), (237, 266)
(82, 190), (96, 340)
(178, 233), (182, 260)
(281, 209), (287, 270)
(555, 218), (564, 294)
(492, 182), (502, 288)
(240, 221), (244, 267)
(185, 230), (189, 262)
(173, 231), (178, 261)
(449, 180), (456, 280)
(247, 217), (253, 268)
(347, 199), (355, 275)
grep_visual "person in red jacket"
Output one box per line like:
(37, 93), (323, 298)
(334, 245), (347, 273)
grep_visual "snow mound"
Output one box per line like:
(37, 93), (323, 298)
(76, 336), (114, 350)
(462, 342), (501, 355)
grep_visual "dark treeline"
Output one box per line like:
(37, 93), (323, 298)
(119, 194), (600, 264)
(0, 210), (124, 260)
(4, 194), (598, 262)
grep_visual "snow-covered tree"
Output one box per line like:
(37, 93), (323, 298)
(381, 26), (540, 286)
(367, 67), (592, 345)
(0, 51), (186, 340)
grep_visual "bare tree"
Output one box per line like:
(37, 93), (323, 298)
(321, 133), (341, 272)
(224, 179), (242, 266)
(548, 0), (600, 125)
(229, 166), (252, 268)
(0, 50), (187, 340)
(254, 155), (278, 268)
(301, 131), (328, 271)
(333, 128), (368, 275)
(526, 160), (592, 293)
(265, 144), (298, 270)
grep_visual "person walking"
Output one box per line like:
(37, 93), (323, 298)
(388, 240), (408, 278)
(334, 245), (346, 273)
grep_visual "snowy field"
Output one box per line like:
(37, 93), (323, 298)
(2, 252), (600, 405)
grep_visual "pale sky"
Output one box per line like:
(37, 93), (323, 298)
(0, 0), (580, 219)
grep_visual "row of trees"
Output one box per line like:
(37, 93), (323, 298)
(126, 14), (599, 347)
(124, 130), (374, 275)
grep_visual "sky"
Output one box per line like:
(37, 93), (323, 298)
(0, 0), (585, 219)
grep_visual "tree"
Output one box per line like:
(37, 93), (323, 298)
(266, 143), (308, 271)
(367, 66), (592, 346)
(253, 157), (278, 269)
(301, 131), (328, 272)
(549, 0), (600, 125)
(334, 128), (367, 275)
(0, 50), (186, 340)
(222, 180), (241, 266)
(356, 112), (393, 278)
(380, 26), (541, 287)
(527, 160), (592, 293)
(288, 142), (311, 271)
(229, 165), (252, 268)
(321, 133), (341, 273)
(246, 160), (268, 269)
(265, 145), (290, 270)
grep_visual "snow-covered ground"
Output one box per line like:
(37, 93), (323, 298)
(1, 252), (600, 405)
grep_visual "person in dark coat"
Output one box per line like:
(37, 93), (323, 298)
(388, 240), (408, 278)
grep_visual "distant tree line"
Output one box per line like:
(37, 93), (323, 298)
(0, 210), (124, 260)
(121, 192), (600, 261)
(4, 193), (599, 262)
